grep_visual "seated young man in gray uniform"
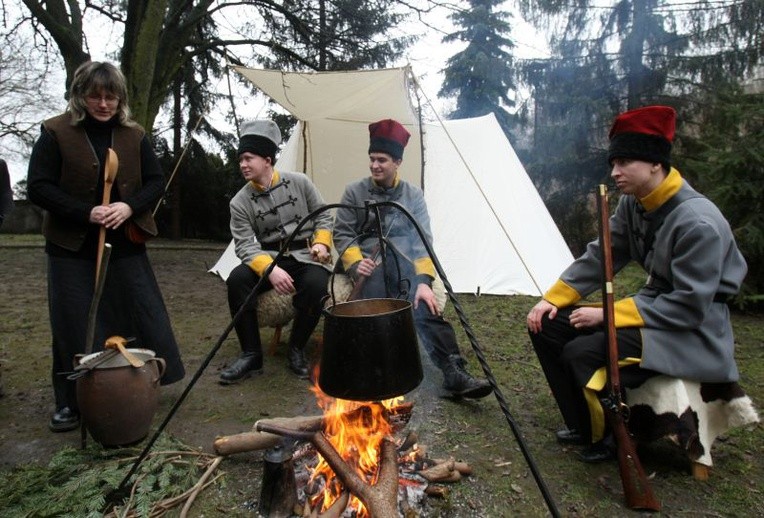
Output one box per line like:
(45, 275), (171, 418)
(527, 106), (747, 462)
(222, 119), (333, 383)
(333, 118), (492, 399)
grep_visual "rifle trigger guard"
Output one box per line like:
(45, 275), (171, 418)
(619, 401), (631, 422)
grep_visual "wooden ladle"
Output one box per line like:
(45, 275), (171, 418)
(104, 335), (145, 368)
(96, 148), (119, 281)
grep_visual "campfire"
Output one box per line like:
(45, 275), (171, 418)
(214, 375), (473, 517)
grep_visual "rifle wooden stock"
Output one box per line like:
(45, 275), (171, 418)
(597, 184), (660, 512)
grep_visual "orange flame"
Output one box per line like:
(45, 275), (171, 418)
(309, 377), (403, 516)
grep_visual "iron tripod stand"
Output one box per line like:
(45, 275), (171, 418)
(105, 200), (560, 518)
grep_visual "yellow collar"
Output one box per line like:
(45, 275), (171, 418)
(251, 170), (280, 192)
(371, 172), (399, 189)
(640, 168), (683, 211)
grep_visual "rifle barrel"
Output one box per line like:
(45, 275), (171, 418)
(597, 184), (661, 512)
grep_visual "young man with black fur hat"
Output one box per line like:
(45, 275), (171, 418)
(526, 106), (747, 462)
(333, 119), (492, 399)
(222, 119), (333, 383)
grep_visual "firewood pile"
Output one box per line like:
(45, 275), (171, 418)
(213, 402), (474, 517)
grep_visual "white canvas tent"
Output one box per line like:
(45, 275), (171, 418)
(210, 66), (573, 295)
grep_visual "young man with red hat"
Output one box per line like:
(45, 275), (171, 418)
(222, 119), (333, 383)
(526, 105), (747, 462)
(333, 119), (492, 399)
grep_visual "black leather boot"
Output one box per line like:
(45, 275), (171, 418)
(288, 346), (309, 379)
(442, 354), (492, 399)
(220, 352), (263, 384)
(221, 312), (264, 384)
(49, 406), (80, 432)
(287, 311), (319, 379)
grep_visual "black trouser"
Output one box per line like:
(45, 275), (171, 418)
(226, 257), (329, 353)
(529, 307), (656, 441)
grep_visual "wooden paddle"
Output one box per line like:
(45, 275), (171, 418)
(96, 148), (119, 282)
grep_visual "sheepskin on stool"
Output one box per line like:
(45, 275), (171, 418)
(625, 376), (759, 480)
(258, 274), (448, 354)
(256, 274), (353, 355)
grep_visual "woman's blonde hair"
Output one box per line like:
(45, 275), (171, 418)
(67, 61), (136, 127)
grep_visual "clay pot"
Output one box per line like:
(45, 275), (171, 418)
(75, 349), (165, 447)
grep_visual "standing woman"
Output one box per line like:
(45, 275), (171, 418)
(27, 61), (185, 433)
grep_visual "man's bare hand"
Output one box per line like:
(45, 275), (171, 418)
(310, 243), (331, 264)
(268, 265), (295, 295)
(414, 283), (439, 315)
(569, 306), (603, 329)
(527, 299), (558, 334)
(355, 257), (377, 277)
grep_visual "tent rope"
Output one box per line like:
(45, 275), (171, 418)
(224, 54), (240, 138)
(410, 75), (427, 191)
(153, 114), (205, 217)
(407, 68), (544, 295)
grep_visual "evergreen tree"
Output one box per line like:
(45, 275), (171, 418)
(517, 0), (763, 255)
(439, 0), (517, 134)
(682, 83), (764, 304)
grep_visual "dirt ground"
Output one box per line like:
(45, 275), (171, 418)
(1, 236), (762, 517)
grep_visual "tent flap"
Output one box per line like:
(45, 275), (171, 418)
(212, 67), (573, 295)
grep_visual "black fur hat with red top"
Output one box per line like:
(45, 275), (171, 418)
(368, 119), (411, 160)
(608, 105), (676, 169)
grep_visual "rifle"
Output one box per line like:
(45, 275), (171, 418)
(596, 184), (661, 512)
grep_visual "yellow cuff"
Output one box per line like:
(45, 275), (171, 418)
(341, 246), (364, 271)
(249, 254), (274, 277)
(312, 229), (332, 249)
(613, 297), (644, 327)
(414, 257), (435, 278)
(544, 279), (581, 307)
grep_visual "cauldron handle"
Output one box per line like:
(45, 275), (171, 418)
(146, 357), (166, 384)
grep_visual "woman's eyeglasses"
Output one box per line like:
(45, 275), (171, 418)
(86, 94), (119, 105)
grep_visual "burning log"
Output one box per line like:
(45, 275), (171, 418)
(257, 422), (400, 518)
(424, 485), (450, 498)
(213, 403), (414, 456)
(312, 491), (349, 518)
(213, 415), (323, 455)
(397, 430), (418, 453)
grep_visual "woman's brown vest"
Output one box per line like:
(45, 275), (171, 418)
(41, 113), (158, 251)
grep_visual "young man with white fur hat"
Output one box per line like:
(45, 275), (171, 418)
(222, 119), (333, 383)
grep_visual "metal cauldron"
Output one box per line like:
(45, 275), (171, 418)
(319, 298), (423, 401)
(75, 349), (165, 447)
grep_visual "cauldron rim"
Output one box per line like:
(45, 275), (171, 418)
(323, 297), (411, 318)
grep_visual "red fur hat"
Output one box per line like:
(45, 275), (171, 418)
(608, 106), (676, 168)
(368, 119), (411, 160)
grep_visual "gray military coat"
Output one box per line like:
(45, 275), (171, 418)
(229, 170), (333, 274)
(552, 170), (747, 383)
